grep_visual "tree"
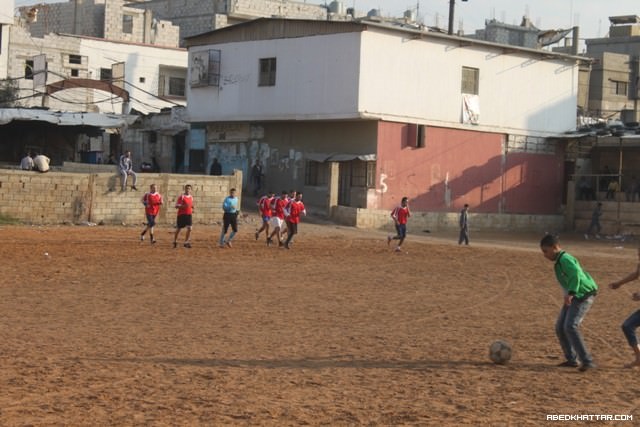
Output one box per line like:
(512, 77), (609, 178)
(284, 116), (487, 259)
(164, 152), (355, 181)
(0, 79), (20, 107)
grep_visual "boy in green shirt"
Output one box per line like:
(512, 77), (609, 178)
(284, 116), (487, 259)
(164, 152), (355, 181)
(540, 234), (598, 372)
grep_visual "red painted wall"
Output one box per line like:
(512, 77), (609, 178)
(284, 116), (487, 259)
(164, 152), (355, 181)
(373, 122), (563, 214)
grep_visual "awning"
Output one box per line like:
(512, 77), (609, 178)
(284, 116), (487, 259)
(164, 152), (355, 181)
(0, 108), (138, 128)
(304, 152), (377, 162)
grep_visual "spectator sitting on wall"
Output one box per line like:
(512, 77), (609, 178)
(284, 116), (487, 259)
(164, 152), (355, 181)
(33, 153), (50, 173)
(607, 179), (619, 200)
(20, 151), (34, 171)
(626, 175), (639, 202)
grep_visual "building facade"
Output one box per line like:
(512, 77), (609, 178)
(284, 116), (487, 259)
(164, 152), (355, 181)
(185, 19), (584, 218)
(585, 15), (640, 123)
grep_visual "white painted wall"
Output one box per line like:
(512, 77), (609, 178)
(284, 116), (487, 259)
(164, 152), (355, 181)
(0, 0), (14, 25)
(359, 30), (579, 136)
(187, 25), (579, 136)
(77, 39), (187, 114)
(187, 33), (361, 123)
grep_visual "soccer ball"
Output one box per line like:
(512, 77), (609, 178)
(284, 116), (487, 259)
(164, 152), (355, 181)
(489, 340), (512, 364)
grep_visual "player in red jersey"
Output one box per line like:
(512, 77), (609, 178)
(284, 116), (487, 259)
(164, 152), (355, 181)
(173, 184), (194, 248)
(255, 191), (275, 242)
(388, 196), (411, 252)
(284, 192), (306, 249)
(267, 190), (288, 247)
(140, 183), (163, 244)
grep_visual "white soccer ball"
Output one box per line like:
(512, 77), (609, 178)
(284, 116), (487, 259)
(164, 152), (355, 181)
(489, 340), (512, 365)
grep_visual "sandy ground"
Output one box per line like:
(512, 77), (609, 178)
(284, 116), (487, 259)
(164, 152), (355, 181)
(1, 215), (640, 426)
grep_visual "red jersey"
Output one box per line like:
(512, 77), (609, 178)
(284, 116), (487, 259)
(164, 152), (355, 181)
(142, 192), (163, 216)
(273, 198), (287, 219)
(258, 196), (273, 216)
(287, 200), (306, 224)
(391, 205), (410, 225)
(176, 194), (193, 216)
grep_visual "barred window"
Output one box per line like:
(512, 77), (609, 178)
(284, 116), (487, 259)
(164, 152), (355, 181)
(123, 15), (133, 34)
(351, 160), (376, 188)
(461, 66), (479, 95)
(259, 58), (276, 86)
(305, 161), (328, 186)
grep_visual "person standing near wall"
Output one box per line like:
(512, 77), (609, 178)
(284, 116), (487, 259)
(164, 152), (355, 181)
(458, 204), (470, 245)
(119, 150), (138, 191)
(586, 202), (603, 239)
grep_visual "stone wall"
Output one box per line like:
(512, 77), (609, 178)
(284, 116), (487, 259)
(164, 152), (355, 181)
(0, 169), (242, 225)
(331, 205), (565, 234)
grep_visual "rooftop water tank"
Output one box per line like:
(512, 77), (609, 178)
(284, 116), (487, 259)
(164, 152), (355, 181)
(367, 9), (380, 18)
(329, 1), (345, 15)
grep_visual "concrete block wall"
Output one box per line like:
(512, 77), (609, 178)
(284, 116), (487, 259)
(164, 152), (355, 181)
(331, 205), (565, 234)
(0, 170), (243, 225)
(22, 1), (106, 39)
(230, 0), (326, 19)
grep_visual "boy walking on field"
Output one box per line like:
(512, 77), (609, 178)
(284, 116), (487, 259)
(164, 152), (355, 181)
(608, 247), (640, 368)
(540, 234), (598, 371)
(140, 183), (163, 244)
(173, 184), (194, 248)
(388, 197), (411, 252)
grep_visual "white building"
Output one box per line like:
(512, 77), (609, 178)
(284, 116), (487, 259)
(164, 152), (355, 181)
(184, 18), (587, 225)
(9, 24), (187, 114)
(0, 0), (14, 79)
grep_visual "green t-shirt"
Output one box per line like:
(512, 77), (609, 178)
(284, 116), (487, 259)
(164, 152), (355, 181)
(554, 251), (598, 299)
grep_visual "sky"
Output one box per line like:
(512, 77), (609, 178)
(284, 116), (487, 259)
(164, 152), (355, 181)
(345, 0), (638, 40)
(13, 0), (640, 45)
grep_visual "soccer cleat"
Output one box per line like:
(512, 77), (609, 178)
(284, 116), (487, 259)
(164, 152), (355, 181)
(255, 231), (259, 241)
(394, 246), (402, 252)
(225, 240), (232, 248)
(387, 235), (392, 246)
(140, 235), (144, 242)
(278, 241), (284, 247)
(151, 239), (156, 244)
(172, 241), (177, 248)
(184, 242), (192, 248)
(284, 242), (290, 249)
(267, 238), (272, 246)
(131, 186), (138, 191)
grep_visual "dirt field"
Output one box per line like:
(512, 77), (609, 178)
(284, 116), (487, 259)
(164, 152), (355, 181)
(1, 216), (639, 426)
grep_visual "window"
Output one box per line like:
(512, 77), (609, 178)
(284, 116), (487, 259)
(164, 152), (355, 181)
(612, 80), (628, 96)
(139, 77), (145, 83)
(259, 57), (276, 86)
(461, 66), (479, 95)
(351, 160), (376, 188)
(122, 14), (133, 34)
(168, 77), (185, 97)
(416, 125), (426, 148)
(100, 68), (112, 81)
(71, 69), (79, 77)
(25, 60), (34, 80)
(305, 161), (328, 186)
(69, 54), (82, 65)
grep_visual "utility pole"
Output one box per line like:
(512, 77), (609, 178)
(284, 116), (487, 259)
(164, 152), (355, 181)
(448, 0), (468, 35)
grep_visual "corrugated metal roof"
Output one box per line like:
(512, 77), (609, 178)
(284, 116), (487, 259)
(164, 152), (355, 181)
(184, 18), (591, 64)
(185, 19), (366, 47)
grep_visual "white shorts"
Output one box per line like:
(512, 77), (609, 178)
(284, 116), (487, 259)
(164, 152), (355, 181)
(270, 217), (284, 229)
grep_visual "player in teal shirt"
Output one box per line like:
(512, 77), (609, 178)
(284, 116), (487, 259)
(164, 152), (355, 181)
(219, 188), (239, 248)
